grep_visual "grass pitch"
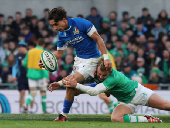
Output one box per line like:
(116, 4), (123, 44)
(0, 114), (170, 128)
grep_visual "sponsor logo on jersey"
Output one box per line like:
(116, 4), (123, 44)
(73, 27), (79, 35)
(66, 36), (84, 45)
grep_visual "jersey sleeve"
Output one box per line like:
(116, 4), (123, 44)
(103, 73), (115, 90)
(76, 18), (97, 37)
(57, 35), (68, 50)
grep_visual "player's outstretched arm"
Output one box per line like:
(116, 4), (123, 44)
(90, 31), (112, 68)
(64, 76), (107, 96)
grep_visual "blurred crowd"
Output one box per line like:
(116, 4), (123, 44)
(0, 7), (170, 86)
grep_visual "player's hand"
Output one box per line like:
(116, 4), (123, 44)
(38, 59), (46, 69)
(48, 82), (60, 92)
(104, 59), (112, 69)
(63, 75), (77, 88)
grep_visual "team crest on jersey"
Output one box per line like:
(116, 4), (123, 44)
(73, 27), (79, 35)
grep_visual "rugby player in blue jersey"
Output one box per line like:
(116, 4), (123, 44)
(39, 7), (112, 121)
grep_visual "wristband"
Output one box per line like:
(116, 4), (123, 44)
(103, 54), (109, 60)
(58, 81), (63, 86)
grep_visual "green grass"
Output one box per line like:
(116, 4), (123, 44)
(0, 114), (170, 128)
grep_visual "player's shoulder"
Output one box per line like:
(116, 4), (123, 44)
(71, 17), (91, 25)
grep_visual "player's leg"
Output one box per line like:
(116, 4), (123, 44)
(19, 90), (25, 113)
(148, 93), (170, 110)
(99, 93), (117, 114)
(111, 103), (154, 123)
(55, 72), (85, 121)
(39, 78), (48, 113)
(24, 79), (37, 113)
(55, 57), (99, 121)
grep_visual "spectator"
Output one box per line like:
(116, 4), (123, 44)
(117, 20), (128, 38)
(133, 57), (149, 78)
(99, 18), (110, 41)
(6, 16), (14, 25)
(6, 53), (15, 74)
(148, 67), (162, 84)
(24, 8), (33, 26)
(108, 25), (118, 41)
(122, 34), (129, 47)
(129, 17), (137, 31)
(0, 14), (5, 30)
(137, 7), (154, 26)
(158, 50), (170, 83)
(165, 40), (170, 52)
(1, 61), (10, 83)
(151, 19), (166, 40)
(0, 31), (9, 46)
(0, 46), (6, 63)
(86, 7), (102, 31)
(146, 49), (161, 70)
(19, 21), (27, 35)
(137, 35), (147, 47)
(11, 12), (23, 35)
(158, 10), (169, 28)
(62, 55), (73, 74)
(29, 16), (39, 37)
(122, 11), (130, 23)
(8, 41), (18, 56)
(137, 46), (146, 59)
(108, 11), (121, 28)
(37, 19), (46, 38)
(127, 52), (136, 67)
(137, 67), (148, 84)
(22, 26), (35, 43)
(41, 8), (52, 29)
(145, 18), (155, 33)
(123, 62), (138, 79)
(115, 52), (124, 72)
(134, 21), (148, 37)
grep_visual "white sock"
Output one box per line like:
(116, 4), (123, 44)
(138, 116), (148, 122)
(61, 112), (68, 117)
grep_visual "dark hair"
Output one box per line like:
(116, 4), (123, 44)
(91, 7), (97, 11)
(16, 12), (21, 15)
(23, 26), (29, 31)
(155, 19), (161, 23)
(136, 21), (142, 25)
(0, 14), (4, 17)
(44, 8), (49, 12)
(110, 11), (117, 17)
(37, 38), (45, 46)
(48, 7), (67, 22)
(31, 15), (37, 20)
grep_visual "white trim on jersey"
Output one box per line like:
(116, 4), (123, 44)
(57, 43), (68, 50)
(87, 25), (97, 37)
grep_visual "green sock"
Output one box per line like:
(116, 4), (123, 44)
(26, 94), (34, 106)
(123, 114), (148, 122)
(108, 101), (114, 113)
(41, 96), (46, 113)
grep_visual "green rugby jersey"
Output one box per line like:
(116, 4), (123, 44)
(94, 69), (138, 103)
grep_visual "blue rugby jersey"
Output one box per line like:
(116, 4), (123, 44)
(57, 18), (101, 59)
(12, 53), (27, 78)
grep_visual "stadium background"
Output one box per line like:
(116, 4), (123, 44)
(0, 0), (170, 115)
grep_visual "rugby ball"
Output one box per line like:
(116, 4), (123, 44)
(40, 50), (58, 72)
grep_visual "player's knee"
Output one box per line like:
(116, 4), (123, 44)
(111, 116), (121, 122)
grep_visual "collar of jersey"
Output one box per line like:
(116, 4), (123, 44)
(64, 18), (72, 31)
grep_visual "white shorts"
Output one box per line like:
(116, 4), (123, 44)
(28, 78), (47, 91)
(118, 83), (154, 114)
(71, 56), (101, 80)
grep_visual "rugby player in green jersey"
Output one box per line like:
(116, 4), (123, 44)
(50, 58), (170, 123)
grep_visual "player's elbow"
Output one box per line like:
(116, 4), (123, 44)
(87, 89), (100, 96)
